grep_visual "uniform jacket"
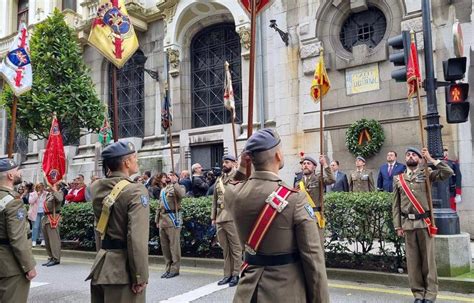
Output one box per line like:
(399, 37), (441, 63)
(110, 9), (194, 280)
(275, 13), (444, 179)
(225, 171), (329, 303)
(349, 169), (375, 192)
(87, 172), (150, 285)
(155, 183), (185, 228)
(326, 170), (349, 192)
(296, 167), (335, 209)
(392, 161), (453, 230)
(41, 191), (63, 227)
(0, 187), (36, 278)
(377, 162), (406, 192)
(444, 158), (462, 197)
(211, 173), (234, 223)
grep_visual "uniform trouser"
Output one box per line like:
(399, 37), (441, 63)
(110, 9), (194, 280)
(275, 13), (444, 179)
(405, 228), (438, 301)
(0, 274), (30, 303)
(42, 223), (61, 261)
(91, 283), (145, 303)
(217, 221), (242, 277)
(317, 226), (325, 251)
(160, 227), (181, 273)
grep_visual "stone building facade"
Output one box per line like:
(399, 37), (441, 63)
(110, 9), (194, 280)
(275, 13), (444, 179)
(0, 0), (473, 236)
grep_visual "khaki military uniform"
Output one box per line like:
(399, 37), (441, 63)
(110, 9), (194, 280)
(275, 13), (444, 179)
(155, 183), (185, 274)
(87, 172), (150, 303)
(41, 191), (63, 262)
(211, 173), (242, 278)
(349, 169), (375, 192)
(297, 167), (335, 248)
(0, 186), (36, 303)
(393, 161), (453, 302)
(225, 171), (329, 303)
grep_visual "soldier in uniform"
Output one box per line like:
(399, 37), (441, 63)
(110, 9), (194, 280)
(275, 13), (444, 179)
(155, 171), (185, 279)
(225, 128), (329, 303)
(87, 141), (150, 302)
(393, 147), (453, 303)
(0, 159), (37, 303)
(296, 155), (335, 249)
(41, 184), (64, 267)
(349, 156), (375, 192)
(211, 155), (242, 287)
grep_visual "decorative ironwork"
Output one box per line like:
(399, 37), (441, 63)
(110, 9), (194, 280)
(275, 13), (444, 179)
(108, 50), (145, 138)
(191, 23), (242, 128)
(339, 7), (387, 52)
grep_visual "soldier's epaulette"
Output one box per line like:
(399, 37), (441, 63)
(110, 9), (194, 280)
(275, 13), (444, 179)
(228, 180), (242, 185)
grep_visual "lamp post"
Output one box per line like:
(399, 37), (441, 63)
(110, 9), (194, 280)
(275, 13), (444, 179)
(134, 52), (160, 81)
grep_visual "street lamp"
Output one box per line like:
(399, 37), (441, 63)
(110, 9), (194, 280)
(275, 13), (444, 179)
(269, 20), (289, 46)
(134, 51), (160, 81)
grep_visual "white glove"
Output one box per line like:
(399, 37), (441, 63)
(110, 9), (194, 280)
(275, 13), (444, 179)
(455, 194), (462, 204)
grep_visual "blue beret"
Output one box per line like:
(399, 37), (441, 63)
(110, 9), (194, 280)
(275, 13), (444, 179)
(300, 156), (318, 166)
(244, 128), (281, 154)
(222, 155), (236, 162)
(0, 159), (18, 172)
(356, 156), (366, 163)
(102, 141), (136, 160)
(406, 147), (422, 158)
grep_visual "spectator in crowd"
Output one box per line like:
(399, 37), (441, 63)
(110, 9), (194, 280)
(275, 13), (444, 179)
(148, 174), (162, 200)
(28, 183), (47, 247)
(191, 163), (209, 197)
(65, 176), (86, 203)
(178, 170), (192, 195)
(326, 160), (350, 193)
(143, 170), (152, 188)
(205, 171), (216, 196)
(349, 156), (375, 192)
(377, 151), (406, 192)
(133, 176), (143, 183)
(22, 182), (34, 205)
(443, 147), (462, 211)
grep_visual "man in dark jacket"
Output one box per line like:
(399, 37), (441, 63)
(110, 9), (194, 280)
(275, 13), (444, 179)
(191, 163), (209, 197)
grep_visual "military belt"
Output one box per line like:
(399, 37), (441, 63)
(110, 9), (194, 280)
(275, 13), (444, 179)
(44, 211), (60, 215)
(0, 238), (10, 245)
(164, 209), (178, 214)
(101, 238), (127, 250)
(402, 211), (430, 220)
(313, 206), (322, 212)
(244, 252), (300, 266)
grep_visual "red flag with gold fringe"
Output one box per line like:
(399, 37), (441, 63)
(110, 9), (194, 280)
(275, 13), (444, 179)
(42, 116), (66, 187)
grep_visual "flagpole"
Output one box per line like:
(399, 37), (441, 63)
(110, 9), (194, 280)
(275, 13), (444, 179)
(246, 0), (257, 176)
(112, 66), (119, 142)
(231, 110), (238, 157)
(7, 95), (18, 158)
(318, 48), (325, 219)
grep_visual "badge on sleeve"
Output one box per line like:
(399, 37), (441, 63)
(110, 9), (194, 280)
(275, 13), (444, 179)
(140, 195), (149, 207)
(17, 209), (25, 220)
(304, 204), (315, 219)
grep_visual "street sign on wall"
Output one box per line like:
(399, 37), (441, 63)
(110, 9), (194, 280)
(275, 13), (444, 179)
(239, 0), (272, 15)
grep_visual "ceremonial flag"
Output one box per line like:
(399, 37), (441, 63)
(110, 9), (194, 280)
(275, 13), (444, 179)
(98, 115), (112, 146)
(88, 0), (139, 68)
(223, 61), (236, 119)
(161, 93), (172, 131)
(0, 22), (32, 96)
(42, 116), (66, 187)
(407, 35), (421, 99)
(310, 53), (330, 102)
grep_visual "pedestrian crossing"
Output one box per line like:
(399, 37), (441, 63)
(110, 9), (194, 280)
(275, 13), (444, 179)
(31, 282), (49, 288)
(160, 281), (229, 303)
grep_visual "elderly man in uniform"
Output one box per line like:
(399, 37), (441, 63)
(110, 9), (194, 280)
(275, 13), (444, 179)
(0, 159), (37, 303)
(393, 147), (453, 303)
(155, 171), (185, 279)
(87, 141), (150, 302)
(296, 155), (334, 249)
(349, 156), (375, 192)
(41, 184), (64, 267)
(211, 155), (241, 287)
(225, 128), (329, 303)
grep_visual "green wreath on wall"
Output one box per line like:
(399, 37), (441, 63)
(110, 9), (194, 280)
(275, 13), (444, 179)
(345, 119), (385, 158)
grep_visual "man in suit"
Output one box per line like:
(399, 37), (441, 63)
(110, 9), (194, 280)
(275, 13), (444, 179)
(326, 160), (349, 192)
(349, 156), (375, 192)
(377, 151), (406, 192)
(443, 147), (462, 211)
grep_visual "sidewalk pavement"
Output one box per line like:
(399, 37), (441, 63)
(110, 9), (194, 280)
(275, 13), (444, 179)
(32, 247), (474, 294)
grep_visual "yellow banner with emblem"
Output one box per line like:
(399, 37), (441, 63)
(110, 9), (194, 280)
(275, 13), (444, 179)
(299, 180), (325, 228)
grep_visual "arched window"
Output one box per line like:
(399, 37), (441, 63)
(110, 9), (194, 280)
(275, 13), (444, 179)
(108, 50), (145, 138)
(191, 23), (242, 128)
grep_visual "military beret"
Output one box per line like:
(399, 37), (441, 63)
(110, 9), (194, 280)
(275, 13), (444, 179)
(244, 128), (281, 154)
(356, 156), (366, 163)
(406, 147), (422, 158)
(0, 159), (18, 172)
(300, 156), (318, 166)
(222, 155), (236, 162)
(101, 141), (136, 160)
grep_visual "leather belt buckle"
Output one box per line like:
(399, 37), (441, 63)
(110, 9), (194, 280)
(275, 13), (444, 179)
(265, 192), (288, 213)
(408, 213), (416, 220)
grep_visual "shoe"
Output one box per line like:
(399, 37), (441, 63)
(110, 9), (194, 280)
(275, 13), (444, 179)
(414, 299), (423, 303)
(161, 272), (170, 278)
(217, 276), (231, 285)
(40, 240), (45, 247)
(166, 272), (179, 279)
(46, 260), (60, 267)
(32, 242), (36, 247)
(229, 275), (239, 287)
(42, 259), (52, 266)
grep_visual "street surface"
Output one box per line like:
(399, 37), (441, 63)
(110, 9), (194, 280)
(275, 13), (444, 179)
(29, 256), (474, 303)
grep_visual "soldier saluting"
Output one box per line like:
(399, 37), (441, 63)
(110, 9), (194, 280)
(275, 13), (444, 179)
(0, 159), (36, 303)
(225, 128), (329, 303)
(393, 147), (453, 303)
(87, 141), (150, 302)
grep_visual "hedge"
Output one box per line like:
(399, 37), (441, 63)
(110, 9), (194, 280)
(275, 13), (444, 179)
(60, 192), (405, 270)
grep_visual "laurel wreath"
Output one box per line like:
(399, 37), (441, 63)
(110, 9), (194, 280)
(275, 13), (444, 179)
(345, 119), (385, 158)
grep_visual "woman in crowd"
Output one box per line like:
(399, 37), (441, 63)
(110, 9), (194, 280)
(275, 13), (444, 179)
(28, 183), (47, 246)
